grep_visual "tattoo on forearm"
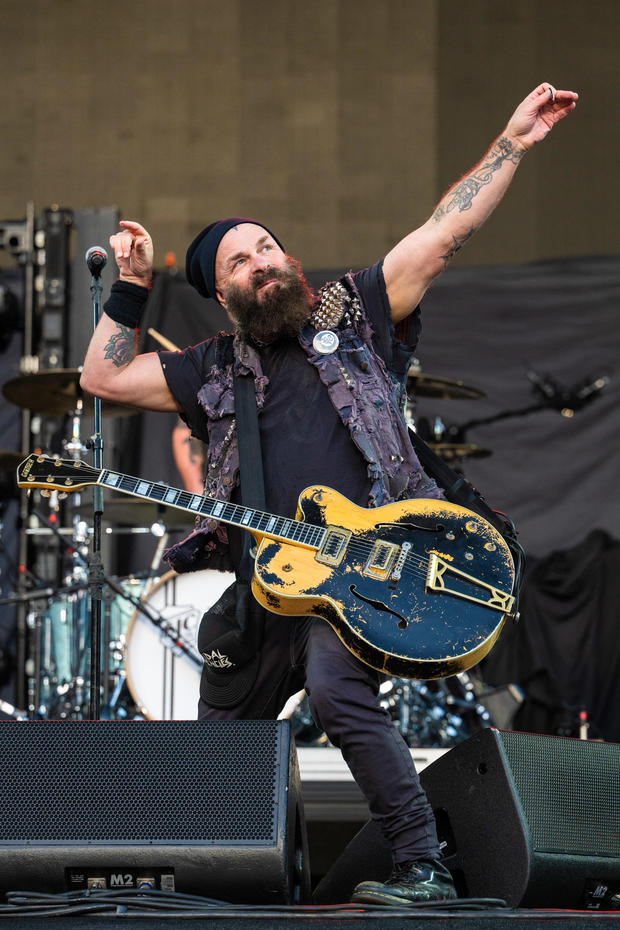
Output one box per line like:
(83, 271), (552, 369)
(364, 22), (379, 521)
(439, 227), (476, 269)
(433, 136), (525, 221)
(103, 325), (137, 367)
(187, 436), (204, 465)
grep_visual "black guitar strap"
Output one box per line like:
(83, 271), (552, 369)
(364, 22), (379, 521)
(232, 371), (267, 644)
(409, 426), (525, 618)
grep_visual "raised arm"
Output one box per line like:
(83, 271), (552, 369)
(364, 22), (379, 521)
(383, 83), (578, 322)
(80, 220), (180, 412)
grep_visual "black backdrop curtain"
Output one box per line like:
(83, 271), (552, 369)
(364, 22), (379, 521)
(482, 529), (620, 742)
(114, 256), (620, 742)
(415, 255), (620, 560)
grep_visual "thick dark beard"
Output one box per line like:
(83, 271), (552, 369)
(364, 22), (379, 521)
(226, 256), (313, 343)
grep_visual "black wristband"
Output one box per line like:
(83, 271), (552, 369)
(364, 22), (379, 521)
(103, 279), (150, 328)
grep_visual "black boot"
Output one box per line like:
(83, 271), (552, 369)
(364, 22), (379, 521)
(351, 858), (457, 906)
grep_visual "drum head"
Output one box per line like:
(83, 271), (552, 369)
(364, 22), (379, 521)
(125, 569), (234, 719)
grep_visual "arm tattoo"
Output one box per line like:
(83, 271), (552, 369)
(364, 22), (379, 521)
(103, 324), (137, 368)
(439, 227), (476, 270)
(433, 136), (525, 221)
(188, 436), (205, 465)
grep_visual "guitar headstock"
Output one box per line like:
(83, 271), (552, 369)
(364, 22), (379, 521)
(17, 454), (101, 493)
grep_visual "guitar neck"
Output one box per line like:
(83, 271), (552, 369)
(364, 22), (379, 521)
(100, 467), (325, 549)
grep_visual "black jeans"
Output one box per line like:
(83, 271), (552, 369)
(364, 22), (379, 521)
(198, 611), (441, 865)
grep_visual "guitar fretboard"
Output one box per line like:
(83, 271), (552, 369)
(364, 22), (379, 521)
(101, 469), (326, 549)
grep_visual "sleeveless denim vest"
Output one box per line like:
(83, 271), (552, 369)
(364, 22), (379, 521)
(164, 273), (441, 573)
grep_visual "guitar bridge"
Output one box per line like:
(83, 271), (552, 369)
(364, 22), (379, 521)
(427, 553), (514, 614)
(316, 526), (352, 567)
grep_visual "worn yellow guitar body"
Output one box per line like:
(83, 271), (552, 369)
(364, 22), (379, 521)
(251, 486), (514, 679)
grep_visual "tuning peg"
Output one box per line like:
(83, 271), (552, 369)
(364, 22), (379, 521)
(57, 492), (68, 501)
(39, 489), (50, 498)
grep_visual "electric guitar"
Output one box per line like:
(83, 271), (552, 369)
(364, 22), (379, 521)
(17, 454), (515, 679)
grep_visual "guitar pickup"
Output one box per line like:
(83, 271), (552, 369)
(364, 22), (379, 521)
(316, 526), (352, 567)
(427, 553), (514, 614)
(363, 540), (398, 579)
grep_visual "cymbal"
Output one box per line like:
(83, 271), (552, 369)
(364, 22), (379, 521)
(407, 367), (485, 400)
(2, 370), (138, 418)
(430, 442), (492, 462)
(92, 496), (194, 526)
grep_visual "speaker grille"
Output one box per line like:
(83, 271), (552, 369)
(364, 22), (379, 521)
(497, 730), (620, 858)
(0, 721), (282, 844)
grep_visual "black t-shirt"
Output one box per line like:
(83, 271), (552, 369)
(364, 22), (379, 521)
(159, 261), (420, 571)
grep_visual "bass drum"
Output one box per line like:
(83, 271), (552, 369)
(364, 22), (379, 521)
(125, 569), (234, 720)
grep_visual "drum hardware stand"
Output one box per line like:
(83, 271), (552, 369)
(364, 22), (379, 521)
(10, 594), (49, 718)
(58, 387), (126, 719)
(141, 528), (170, 600)
(0, 580), (89, 719)
(101, 585), (114, 712)
(29, 593), (47, 716)
(28, 503), (90, 717)
(34, 505), (98, 720)
(101, 572), (202, 668)
(95, 528), (204, 707)
(377, 674), (494, 749)
(96, 527), (204, 710)
(14, 202), (37, 711)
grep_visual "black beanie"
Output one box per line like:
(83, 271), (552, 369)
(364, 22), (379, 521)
(185, 218), (285, 303)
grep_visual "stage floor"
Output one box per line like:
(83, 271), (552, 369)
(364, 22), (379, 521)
(0, 902), (618, 929)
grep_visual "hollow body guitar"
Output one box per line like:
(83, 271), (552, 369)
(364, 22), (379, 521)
(18, 454), (515, 680)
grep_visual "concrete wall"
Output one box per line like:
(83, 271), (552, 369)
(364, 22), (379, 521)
(0, 0), (615, 272)
(436, 0), (617, 266)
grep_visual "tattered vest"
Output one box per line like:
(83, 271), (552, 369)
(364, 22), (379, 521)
(165, 273), (441, 573)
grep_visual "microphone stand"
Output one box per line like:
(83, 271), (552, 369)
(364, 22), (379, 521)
(86, 251), (106, 720)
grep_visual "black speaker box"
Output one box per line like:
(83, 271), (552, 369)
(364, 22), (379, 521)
(421, 728), (620, 908)
(314, 728), (620, 908)
(0, 720), (310, 904)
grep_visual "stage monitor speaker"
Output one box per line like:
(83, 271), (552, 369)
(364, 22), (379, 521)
(421, 727), (620, 908)
(314, 728), (620, 908)
(0, 720), (310, 905)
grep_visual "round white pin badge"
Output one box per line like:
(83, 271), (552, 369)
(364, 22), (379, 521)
(313, 330), (339, 354)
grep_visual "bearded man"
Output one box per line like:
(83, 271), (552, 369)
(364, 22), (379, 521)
(80, 83), (577, 906)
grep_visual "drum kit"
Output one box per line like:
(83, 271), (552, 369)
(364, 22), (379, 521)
(0, 366), (207, 721)
(1, 360), (499, 745)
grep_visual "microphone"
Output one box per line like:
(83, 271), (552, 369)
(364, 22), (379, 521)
(526, 366), (560, 402)
(573, 374), (610, 405)
(85, 246), (108, 277)
(527, 365), (610, 415)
